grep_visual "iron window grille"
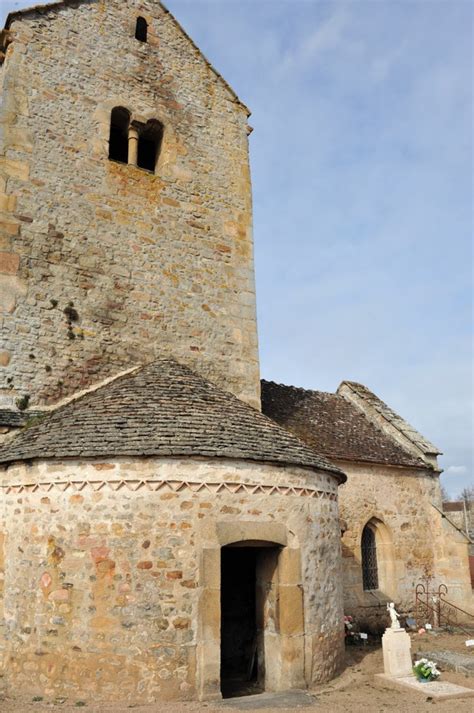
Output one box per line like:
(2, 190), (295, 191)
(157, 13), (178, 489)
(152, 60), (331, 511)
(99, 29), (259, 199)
(361, 525), (379, 590)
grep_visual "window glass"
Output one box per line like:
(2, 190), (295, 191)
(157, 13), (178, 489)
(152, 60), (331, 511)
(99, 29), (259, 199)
(361, 525), (378, 590)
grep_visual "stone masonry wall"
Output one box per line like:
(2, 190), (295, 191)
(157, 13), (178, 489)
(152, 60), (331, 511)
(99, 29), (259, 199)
(337, 460), (473, 630)
(0, 0), (260, 411)
(0, 457), (344, 703)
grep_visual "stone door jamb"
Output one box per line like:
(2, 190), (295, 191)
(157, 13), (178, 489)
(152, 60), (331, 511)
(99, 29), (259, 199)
(196, 520), (305, 701)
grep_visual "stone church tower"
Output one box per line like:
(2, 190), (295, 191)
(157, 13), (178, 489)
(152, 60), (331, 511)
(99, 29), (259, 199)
(0, 1), (346, 705)
(0, 0), (260, 413)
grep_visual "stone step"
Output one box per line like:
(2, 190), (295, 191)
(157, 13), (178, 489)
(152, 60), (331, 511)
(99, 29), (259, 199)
(218, 690), (317, 709)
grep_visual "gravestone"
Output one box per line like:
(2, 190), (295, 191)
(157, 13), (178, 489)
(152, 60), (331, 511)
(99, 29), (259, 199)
(378, 603), (474, 700)
(382, 627), (413, 677)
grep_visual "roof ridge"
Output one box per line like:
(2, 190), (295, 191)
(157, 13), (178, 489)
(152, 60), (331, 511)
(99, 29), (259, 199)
(261, 379), (336, 398)
(338, 381), (441, 457)
(4, 0), (251, 115)
(37, 364), (142, 414)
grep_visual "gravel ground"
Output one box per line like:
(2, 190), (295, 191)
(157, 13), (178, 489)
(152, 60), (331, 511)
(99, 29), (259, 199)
(2, 633), (473, 713)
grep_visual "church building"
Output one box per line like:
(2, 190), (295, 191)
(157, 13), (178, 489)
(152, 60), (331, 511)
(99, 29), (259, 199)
(0, 0), (471, 705)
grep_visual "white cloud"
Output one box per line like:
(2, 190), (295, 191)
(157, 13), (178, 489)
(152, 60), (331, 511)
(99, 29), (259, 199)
(444, 465), (468, 475)
(280, 8), (349, 72)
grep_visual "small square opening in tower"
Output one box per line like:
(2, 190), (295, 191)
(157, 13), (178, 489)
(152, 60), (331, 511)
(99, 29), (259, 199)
(135, 17), (148, 43)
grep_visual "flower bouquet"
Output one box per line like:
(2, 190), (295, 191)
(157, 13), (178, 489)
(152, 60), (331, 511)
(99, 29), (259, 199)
(344, 615), (353, 634)
(413, 658), (440, 682)
(344, 615), (367, 645)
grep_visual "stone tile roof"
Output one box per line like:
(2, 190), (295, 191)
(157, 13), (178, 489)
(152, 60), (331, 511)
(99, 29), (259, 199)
(339, 381), (441, 456)
(261, 381), (428, 469)
(0, 358), (344, 480)
(0, 409), (43, 427)
(4, 1), (250, 115)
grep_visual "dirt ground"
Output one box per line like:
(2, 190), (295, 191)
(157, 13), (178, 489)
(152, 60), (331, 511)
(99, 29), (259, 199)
(2, 632), (473, 713)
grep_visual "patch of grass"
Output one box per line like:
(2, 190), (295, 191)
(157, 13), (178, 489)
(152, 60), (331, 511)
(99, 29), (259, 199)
(32, 696), (43, 702)
(16, 394), (30, 411)
(23, 412), (47, 430)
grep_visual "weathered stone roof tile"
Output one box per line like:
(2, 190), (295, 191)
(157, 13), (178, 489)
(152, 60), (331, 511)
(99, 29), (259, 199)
(261, 380), (428, 469)
(0, 358), (344, 481)
(339, 381), (441, 456)
(0, 409), (43, 427)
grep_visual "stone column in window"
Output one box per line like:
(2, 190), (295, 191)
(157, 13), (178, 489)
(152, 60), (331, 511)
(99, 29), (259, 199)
(128, 124), (139, 166)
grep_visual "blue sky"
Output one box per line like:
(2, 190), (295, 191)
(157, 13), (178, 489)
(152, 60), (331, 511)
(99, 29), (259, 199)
(1, 0), (472, 496)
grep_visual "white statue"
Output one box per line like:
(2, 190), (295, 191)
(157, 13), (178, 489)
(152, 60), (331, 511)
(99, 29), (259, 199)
(387, 602), (400, 629)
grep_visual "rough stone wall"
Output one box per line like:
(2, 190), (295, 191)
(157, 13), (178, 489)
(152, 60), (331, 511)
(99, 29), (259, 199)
(443, 503), (474, 538)
(0, 0), (260, 411)
(0, 457), (344, 703)
(337, 460), (473, 629)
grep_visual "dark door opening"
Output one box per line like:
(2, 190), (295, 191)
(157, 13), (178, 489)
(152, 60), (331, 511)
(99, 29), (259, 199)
(220, 547), (262, 698)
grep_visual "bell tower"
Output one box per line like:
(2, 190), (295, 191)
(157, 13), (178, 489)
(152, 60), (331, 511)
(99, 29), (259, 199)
(0, 0), (260, 414)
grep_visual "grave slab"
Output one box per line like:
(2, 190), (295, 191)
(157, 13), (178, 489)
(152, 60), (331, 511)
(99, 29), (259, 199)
(419, 650), (474, 676)
(376, 673), (474, 700)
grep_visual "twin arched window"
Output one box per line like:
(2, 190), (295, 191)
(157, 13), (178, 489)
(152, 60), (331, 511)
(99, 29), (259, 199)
(107, 19), (161, 170)
(108, 107), (163, 174)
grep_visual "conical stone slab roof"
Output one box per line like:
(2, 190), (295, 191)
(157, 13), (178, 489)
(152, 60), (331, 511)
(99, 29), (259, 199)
(0, 358), (345, 481)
